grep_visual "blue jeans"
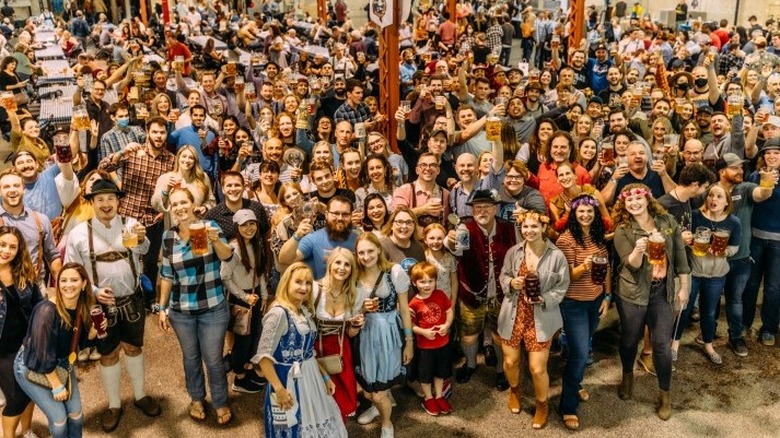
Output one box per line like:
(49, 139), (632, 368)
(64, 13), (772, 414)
(13, 351), (82, 438)
(167, 300), (230, 408)
(559, 296), (603, 415)
(725, 257), (753, 340)
(743, 236), (780, 336)
(675, 276), (726, 343)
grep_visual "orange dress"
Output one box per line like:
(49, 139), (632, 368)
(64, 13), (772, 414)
(505, 258), (552, 352)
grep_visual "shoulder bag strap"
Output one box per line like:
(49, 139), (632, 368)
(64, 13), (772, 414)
(67, 309), (83, 369)
(31, 212), (44, 278)
(368, 271), (385, 299)
(87, 219), (100, 286)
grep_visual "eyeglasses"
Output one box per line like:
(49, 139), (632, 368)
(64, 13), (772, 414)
(417, 163), (439, 169)
(328, 211), (351, 218)
(393, 219), (415, 227)
(505, 174), (523, 181)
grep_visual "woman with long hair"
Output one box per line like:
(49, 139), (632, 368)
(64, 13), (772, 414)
(221, 209), (269, 393)
(536, 131), (592, 202)
(335, 149), (362, 193)
(498, 210), (570, 429)
(253, 262), (347, 437)
(248, 161), (281, 220)
(548, 162), (610, 236)
(158, 188), (234, 425)
(671, 185), (741, 364)
(152, 145), (216, 227)
(360, 193), (390, 237)
(150, 93), (178, 132)
(312, 248), (363, 421)
(612, 183), (690, 420)
(270, 183), (306, 275)
(477, 151), (494, 180)
(353, 233), (414, 438)
(356, 154), (395, 214)
(0, 227), (41, 438)
(571, 114), (593, 146)
(555, 195), (611, 430)
(518, 119), (557, 175)
(13, 263), (101, 438)
(577, 137), (601, 181)
(500, 121), (523, 163)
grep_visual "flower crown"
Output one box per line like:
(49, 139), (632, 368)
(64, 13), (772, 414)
(570, 195), (600, 211)
(515, 209), (551, 225)
(618, 187), (650, 201)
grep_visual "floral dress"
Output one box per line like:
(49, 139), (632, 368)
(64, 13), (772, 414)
(254, 305), (347, 438)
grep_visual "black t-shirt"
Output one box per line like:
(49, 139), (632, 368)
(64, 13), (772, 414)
(0, 70), (18, 92)
(599, 84), (627, 109)
(569, 66), (590, 90)
(658, 193), (691, 228)
(0, 285), (26, 355)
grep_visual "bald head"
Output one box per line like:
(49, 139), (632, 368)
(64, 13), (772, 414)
(455, 153), (477, 183)
(683, 139), (704, 165)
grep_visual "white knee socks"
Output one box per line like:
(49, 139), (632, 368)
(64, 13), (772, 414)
(123, 354), (147, 401)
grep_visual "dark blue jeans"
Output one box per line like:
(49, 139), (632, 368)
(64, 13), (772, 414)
(559, 296), (603, 415)
(674, 276), (726, 343)
(743, 236), (780, 336)
(725, 257), (753, 340)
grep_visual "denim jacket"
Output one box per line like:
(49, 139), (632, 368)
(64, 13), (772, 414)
(0, 283), (43, 337)
(497, 239), (571, 342)
(614, 213), (691, 306)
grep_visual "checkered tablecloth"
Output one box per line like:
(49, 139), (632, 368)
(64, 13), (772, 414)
(34, 31), (57, 44)
(39, 98), (74, 125)
(37, 60), (74, 84)
(34, 45), (66, 60)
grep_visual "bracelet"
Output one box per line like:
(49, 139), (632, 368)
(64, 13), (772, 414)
(292, 234), (302, 242)
(159, 304), (168, 311)
(322, 374), (331, 383)
(404, 327), (412, 336)
(51, 385), (65, 396)
(604, 294), (612, 302)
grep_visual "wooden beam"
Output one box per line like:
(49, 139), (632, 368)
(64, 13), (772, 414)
(140, 0), (148, 27)
(379, 6), (400, 153)
(568, 0), (585, 53)
(318, 0), (327, 23)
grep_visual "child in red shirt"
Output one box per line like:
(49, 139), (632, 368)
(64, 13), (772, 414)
(409, 261), (454, 416)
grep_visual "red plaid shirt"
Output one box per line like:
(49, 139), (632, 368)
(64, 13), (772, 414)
(99, 145), (175, 226)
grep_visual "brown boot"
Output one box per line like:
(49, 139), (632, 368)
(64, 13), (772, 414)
(532, 399), (548, 429)
(656, 390), (672, 420)
(508, 386), (521, 414)
(618, 372), (634, 400)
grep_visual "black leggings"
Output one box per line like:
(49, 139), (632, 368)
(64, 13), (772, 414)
(616, 282), (674, 391)
(229, 296), (263, 374)
(0, 350), (31, 417)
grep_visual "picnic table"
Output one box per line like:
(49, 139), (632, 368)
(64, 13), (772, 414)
(37, 60), (75, 84)
(34, 31), (57, 44)
(144, 54), (166, 65)
(187, 36), (227, 51)
(38, 96), (74, 125)
(291, 44), (330, 60)
(34, 44), (66, 60)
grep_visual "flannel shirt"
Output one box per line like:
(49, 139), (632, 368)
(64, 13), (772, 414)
(486, 24), (503, 53)
(160, 220), (229, 314)
(333, 101), (372, 126)
(98, 126), (147, 162)
(98, 145), (175, 226)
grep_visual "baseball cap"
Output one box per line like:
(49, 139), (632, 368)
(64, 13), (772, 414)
(714, 153), (747, 172)
(233, 209), (258, 225)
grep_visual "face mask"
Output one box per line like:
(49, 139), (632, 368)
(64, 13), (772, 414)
(694, 78), (708, 88)
(676, 83), (689, 90)
(117, 118), (130, 128)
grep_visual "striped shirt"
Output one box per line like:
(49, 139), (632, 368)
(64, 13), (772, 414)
(556, 230), (608, 301)
(160, 220), (229, 314)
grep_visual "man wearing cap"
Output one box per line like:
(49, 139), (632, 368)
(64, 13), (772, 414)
(445, 189), (519, 388)
(716, 152), (773, 357)
(317, 76), (348, 121)
(743, 138), (780, 347)
(65, 180), (161, 431)
(11, 148), (79, 222)
(755, 116), (780, 152)
(584, 42), (618, 95)
(695, 105), (715, 145)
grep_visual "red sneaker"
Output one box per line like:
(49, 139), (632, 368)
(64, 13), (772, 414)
(422, 398), (440, 416)
(435, 397), (452, 415)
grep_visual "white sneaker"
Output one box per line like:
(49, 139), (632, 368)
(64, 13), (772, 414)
(357, 405), (379, 425)
(23, 430), (41, 438)
(380, 425), (394, 438)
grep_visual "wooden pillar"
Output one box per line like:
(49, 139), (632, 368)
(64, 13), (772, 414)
(568, 0), (585, 51)
(317, 0), (327, 22)
(448, 0), (456, 21)
(140, 0), (148, 26)
(379, 7), (400, 153)
(162, 0), (170, 24)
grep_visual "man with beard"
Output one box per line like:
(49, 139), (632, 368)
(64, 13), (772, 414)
(702, 112), (747, 167)
(318, 76), (348, 120)
(506, 96), (536, 144)
(716, 153), (773, 357)
(603, 141), (676, 203)
(246, 58), (279, 91)
(584, 43), (619, 96)
(506, 68), (523, 89)
(64, 180), (161, 431)
(176, 70), (229, 122)
(449, 153), (478, 217)
(409, 74), (448, 133)
(168, 105), (218, 184)
(598, 67), (627, 109)
(695, 106), (715, 145)
(309, 162), (357, 230)
(457, 73), (494, 118)
(555, 50), (589, 90)
(99, 117), (175, 309)
(444, 189), (519, 389)
(523, 81), (548, 119)
(400, 48), (417, 98)
(393, 152), (451, 227)
(12, 148), (79, 222)
(0, 168), (61, 292)
(278, 195), (358, 279)
(205, 171), (270, 241)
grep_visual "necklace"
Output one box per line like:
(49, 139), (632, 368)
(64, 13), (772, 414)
(328, 289), (343, 300)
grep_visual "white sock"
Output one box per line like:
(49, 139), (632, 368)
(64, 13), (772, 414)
(123, 353), (147, 401)
(99, 362), (122, 409)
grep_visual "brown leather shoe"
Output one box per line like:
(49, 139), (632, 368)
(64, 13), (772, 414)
(134, 396), (162, 417)
(532, 399), (548, 429)
(618, 372), (634, 400)
(508, 386), (521, 414)
(656, 390), (672, 420)
(101, 407), (123, 432)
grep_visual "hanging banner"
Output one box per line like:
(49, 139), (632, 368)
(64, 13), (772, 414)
(400, 0), (411, 23)
(369, 0), (394, 29)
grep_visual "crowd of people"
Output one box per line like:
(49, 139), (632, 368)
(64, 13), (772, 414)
(0, 0), (779, 437)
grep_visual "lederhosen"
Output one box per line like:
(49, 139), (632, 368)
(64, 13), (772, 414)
(87, 217), (145, 353)
(408, 183), (443, 228)
(457, 219), (517, 309)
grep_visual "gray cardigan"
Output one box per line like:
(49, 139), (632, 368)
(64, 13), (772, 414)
(498, 239), (570, 342)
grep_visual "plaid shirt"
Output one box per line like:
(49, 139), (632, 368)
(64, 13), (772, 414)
(160, 220), (228, 314)
(486, 24), (503, 53)
(333, 101), (371, 126)
(718, 52), (745, 76)
(99, 145), (175, 226)
(98, 126), (146, 162)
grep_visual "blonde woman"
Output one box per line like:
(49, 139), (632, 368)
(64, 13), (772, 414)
(152, 145), (216, 227)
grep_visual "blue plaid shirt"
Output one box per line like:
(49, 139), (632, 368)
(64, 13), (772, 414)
(160, 220), (230, 314)
(333, 101), (372, 126)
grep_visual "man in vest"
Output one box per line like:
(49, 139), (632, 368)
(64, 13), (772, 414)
(65, 180), (161, 431)
(446, 189), (519, 390)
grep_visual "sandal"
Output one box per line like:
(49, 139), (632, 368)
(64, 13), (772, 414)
(563, 414), (580, 431)
(216, 407), (233, 426)
(578, 388), (590, 402)
(188, 401), (206, 421)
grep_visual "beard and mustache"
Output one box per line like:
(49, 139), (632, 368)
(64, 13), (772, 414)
(326, 220), (352, 241)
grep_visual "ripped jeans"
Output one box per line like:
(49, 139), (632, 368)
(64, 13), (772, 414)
(13, 350), (82, 438)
